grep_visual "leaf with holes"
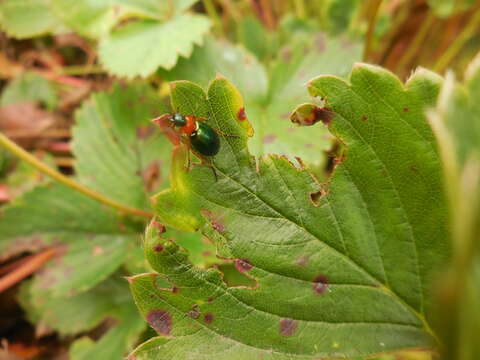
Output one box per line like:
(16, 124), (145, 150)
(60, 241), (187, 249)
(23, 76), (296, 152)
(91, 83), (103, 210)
(162, 35), (361, 168)
(130, 65), (450, 359)
(0, 81), (211, 359)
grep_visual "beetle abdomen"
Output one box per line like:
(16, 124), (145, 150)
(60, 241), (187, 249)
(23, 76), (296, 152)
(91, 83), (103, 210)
(190, 122), (220, 156)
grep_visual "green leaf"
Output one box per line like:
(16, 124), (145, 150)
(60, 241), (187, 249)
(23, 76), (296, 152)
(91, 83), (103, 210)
(51, 0), (160, 39)
(158, 37), (268, 101)
(132, 65), (450, 358)
(257, 34), (361, 164)
(1, 72), (58, 110)
(72, 83), (170, 210)
(324, 0), (361, 35)
(0, 0), (63, 38)
(19, 276), (146, 359)
(0, 183), (139, 296)
(98, 14), (210, 78)
(428, 55), (480, 360)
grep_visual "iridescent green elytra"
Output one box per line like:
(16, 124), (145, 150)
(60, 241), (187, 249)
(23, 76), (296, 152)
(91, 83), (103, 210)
(190, 121), (220, 156)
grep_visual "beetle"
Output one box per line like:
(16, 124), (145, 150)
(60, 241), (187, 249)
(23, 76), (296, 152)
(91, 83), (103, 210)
(153, 113), (236, 179)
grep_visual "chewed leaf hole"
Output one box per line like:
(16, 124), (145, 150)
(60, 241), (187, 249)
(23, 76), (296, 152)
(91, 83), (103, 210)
(310, 189), (328, 206)
(217, 263), (256, 288)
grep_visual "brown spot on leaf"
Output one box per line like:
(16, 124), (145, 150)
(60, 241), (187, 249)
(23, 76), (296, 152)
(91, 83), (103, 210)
(410, 166), (418, 173)
(92, 245), (104, 256)
(151, 220), (166, 234)
(137, 125), (155, 139)
(172, 286), (180, 294)
(291, 106), (334, 126)
(313, 275), (329, 295)
(201, 210), (225, 233)
(204, 313), (214, 324)
(237, 107), (247, 121)
(315, 34), (326, 52)
(403, 107), (409, 112)
(296, 256), (309, 267)
(361, 115), (368, 121)
(281, 48), (293, 63)
(143, 161), (162, 192)
(187, 305), (200, 319)
(279, 318), (298, 336)
(314, 107), (334, 126)
(146, 310), (172, 335)
(263, 134), (277, 144)
(153, 244), (164, 252)
(234, 259), (253, 273)
(207, 297), (215, 303)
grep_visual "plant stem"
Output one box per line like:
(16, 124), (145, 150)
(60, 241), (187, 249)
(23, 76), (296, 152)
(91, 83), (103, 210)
(433, 8), (480, 73)
(395, 12), (436, 74)
(363, 0), (383, 61)
(293, 0), (306, 19)
(0, 248), (57, 293)
(203, 0), (225, 36)
(60, 64), (105, 76)
(0, 132), (153, 219)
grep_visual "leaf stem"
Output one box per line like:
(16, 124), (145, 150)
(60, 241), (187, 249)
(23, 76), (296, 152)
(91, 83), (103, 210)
(363, 0), (383, 61)
(203, 0), (225, 36)
(0, 132), (153, 219)
(433, 8), (480, 73)
(293, 0), (306, 19)
(0, 248), (57, 293)
(395, 11), (436, 74)
(59, 64), (105, 76)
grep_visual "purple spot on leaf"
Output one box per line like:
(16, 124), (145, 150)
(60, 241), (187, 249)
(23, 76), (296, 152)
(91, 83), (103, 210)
(313, 275), (329, 295)
(235, 259), (253, 273)
(204, 313), (214, 324)
(263, 134), (277, 144)
(146, 310), (172, 335)
(279, 318), (298, 336)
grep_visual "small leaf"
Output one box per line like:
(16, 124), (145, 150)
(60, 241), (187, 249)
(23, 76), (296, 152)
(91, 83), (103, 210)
(99, 15), (211, 78)
(1, 72), (58, 110)
(0, 0), (63, 38)
(51, 0), (166, 39)
(135, 65), (450, 358)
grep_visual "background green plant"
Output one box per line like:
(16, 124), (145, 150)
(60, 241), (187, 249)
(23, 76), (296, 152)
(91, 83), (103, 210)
(0, 0), (479, 359)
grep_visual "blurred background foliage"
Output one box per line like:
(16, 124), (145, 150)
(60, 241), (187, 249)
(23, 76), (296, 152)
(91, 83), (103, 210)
(0, 0), (479, 359)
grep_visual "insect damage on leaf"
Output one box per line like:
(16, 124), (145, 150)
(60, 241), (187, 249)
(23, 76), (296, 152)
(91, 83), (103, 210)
(132, 66), (449, 359)
(146, 310), (172, 335)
